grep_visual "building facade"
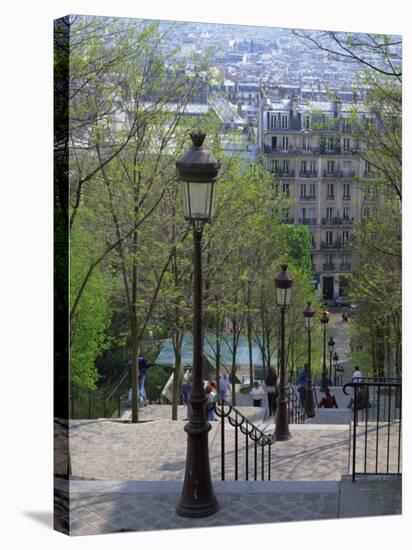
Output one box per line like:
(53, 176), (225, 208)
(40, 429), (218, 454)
(259, 90), (375, 301)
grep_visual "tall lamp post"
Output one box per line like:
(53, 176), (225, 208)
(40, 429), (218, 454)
(175, 130), (220, 517)
(320, 310), (329, 392)
(328, 336), (335, 386)
(275, 264), (293, 441)
(303, 302), (316, 418)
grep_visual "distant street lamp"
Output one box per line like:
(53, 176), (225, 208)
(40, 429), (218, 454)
(303, 302), (316, 418)
(175, 130), (220, 518)
(333, 351), (339, 386)
(275, 264), (293, 440)
(320, 310), (329, 392)
(328, 336), (335, 386)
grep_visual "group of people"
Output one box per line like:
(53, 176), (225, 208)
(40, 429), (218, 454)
(181, 371), (232, 421)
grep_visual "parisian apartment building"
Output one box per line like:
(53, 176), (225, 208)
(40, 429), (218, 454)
(258, 88), (376, 301)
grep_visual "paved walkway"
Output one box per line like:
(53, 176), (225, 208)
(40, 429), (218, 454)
(54, 476), (401, 536)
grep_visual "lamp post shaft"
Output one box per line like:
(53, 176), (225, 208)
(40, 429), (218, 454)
(305, 326), (315, 418)
(321, 324), (328, 391)
(275, 306), (291, 440)
(176, 227), (218, 517)
(329, 351), (333, 386)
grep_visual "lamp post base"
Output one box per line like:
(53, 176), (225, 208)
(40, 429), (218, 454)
(176, 419), (219, 518)
(275, 401), (291, 441)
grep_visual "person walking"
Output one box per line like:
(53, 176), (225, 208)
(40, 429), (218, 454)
(297, 364), (308, 407)
(347, 367), (363, 409)
(264, 367), (278, 417)
(182, 374), (192, 405)
(205, 384), (218, 421)
(219, 372), (231, 404)
(250, 381), (265, 407)
(138, 354), (151, 406)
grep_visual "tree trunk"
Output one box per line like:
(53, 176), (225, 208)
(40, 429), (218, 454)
(171, 348), (182, 420)
(247, 318), (254, 387)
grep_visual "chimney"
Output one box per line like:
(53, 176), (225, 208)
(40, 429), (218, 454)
(291, 94), (298, 117)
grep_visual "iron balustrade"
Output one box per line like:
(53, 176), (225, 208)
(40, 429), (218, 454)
(70, 367), (131, 419)
(299, 195), (317, 200)
(299, 171), (318, 178)
(298, 218), (317, 225)
(272, 170), (295, 178)
(214, 401), (275, 481)
(213, 386), (306, 481)
(339, 263), (352, 271)
(323, 263), (335, 271)
(321, 217), (354, 226)
(343, 379), (401, 481)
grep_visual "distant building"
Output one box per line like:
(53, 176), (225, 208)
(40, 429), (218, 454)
(259, 87), (378, 301)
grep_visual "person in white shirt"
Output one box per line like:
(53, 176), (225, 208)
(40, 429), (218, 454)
(347, 367), (363, 408)
(250, 381), (266, 407)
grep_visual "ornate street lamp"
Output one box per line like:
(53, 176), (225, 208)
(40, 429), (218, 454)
(303, 302), (316, 418)
(175, 130), (220, 518)
(320, 310), (329, 392)
(328, 336), (335, 386)
(274, 264), (293, 440)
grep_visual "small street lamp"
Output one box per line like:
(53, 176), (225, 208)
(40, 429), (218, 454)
(175, 130), (220, 518)
(303, 302), (316, 418)
(328, 336), (335, 386)
(320, 310), (329, 392)
(333, 351), (339, 386)
(274, 264), (293, 440)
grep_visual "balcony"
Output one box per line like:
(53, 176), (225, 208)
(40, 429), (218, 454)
(340, 263), (352, 271)
(264, 145), (295, 154)
(299, 195), (317, 201)
(273, 170), (295, 178)
(321, 149), (341, 155)
(321, 241), (351, 249)
(321, 217), (355, 226)
(363, 171), (373, 178)
(326, 195), (335, 200)
(300, 148), (320, 155)
(323, 263), (335, 271)
(343, 195), (351, 201)
(299, 171), (318, 178)
(323, 170), (356, 178)
(298, 218), (317, 225)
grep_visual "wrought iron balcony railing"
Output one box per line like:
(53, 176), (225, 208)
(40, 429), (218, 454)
(323, 263), (335, 271)
(298, 218), (317, 225)
(273, 170), (295, 178)
(321, 217), (354, 226)
(299, 195), (317, 201)
(339, 263), (352, 270)
(299, 171), (318, 178)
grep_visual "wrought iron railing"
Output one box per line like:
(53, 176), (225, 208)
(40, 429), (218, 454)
(343, 379), (401, 481)
(214, 402), (275, 481)
(212, 385), (306, 481)
(70, 368), (131, 419)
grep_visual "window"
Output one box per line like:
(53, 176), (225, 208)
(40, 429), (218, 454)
(343, 207), (350, 219)
(300, 183), (307, 197)
(326, 138), (334, 152)
(303, 115), (310, 130)
(271, 136), (277, 150)
(365, 161), (371, 175)
(343, 138), (350, 152)
(281, 114), (289, 129)
(327, 160), (334, 175)
(342, 231), (350, 244)
(309, 183), (316, 197)
(283, 160), (289, 175)
(324, 254), (333, 265)
(327, 183), (334, 198)
(301, 161), (307, 174)
(363, 207), (371, 218)
(301, 207), (315, 221)
(282, 183), (290, 197)
(343, 161), (351, 176)
(272, 159), (279, 173)
(303, 137), (310, 150)
(326, 207), (333, 219)
(270, 113), (278, 129)
(326, 231), (333, 244)
(310, 161), (316, 173)
(282, 208), (289, 221)
(342, 118), (351, 132)
(282, 136), (289, 151)
(343, 183), (350, 199)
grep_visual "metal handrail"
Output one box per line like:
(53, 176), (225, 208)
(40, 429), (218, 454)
(214, 401), (276, 481)
(343, 379), (401, 481)
(287, 384), (307, 424)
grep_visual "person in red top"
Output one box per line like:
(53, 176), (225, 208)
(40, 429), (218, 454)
(319, 387), (338, 408)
